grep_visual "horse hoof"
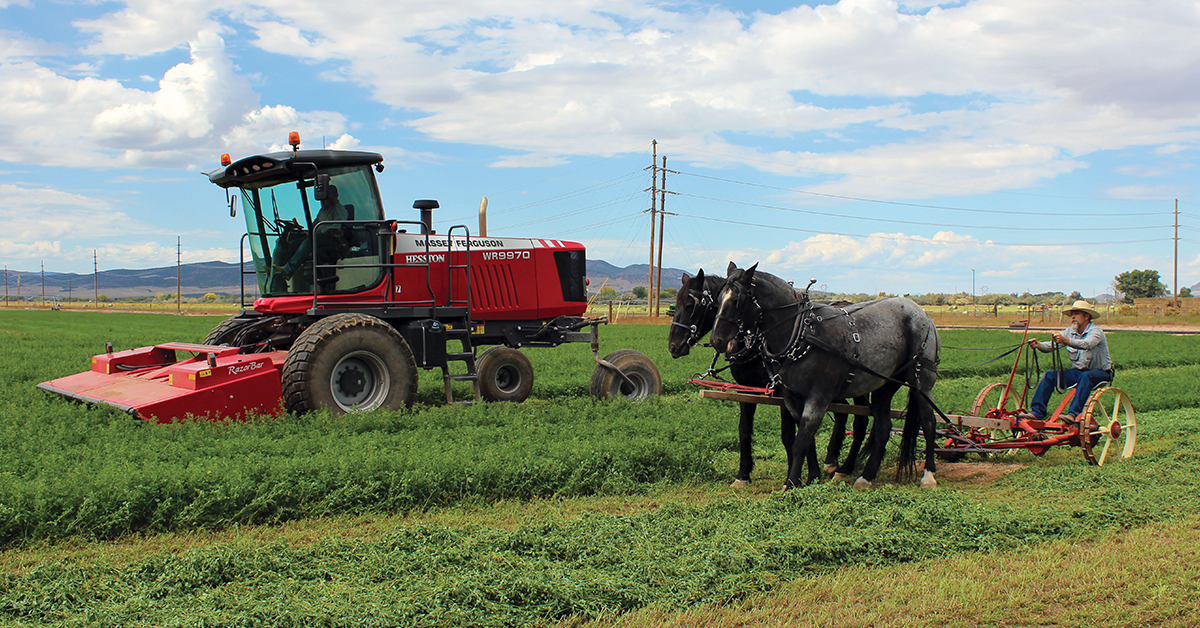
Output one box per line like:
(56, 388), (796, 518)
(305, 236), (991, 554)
(730, 479), (751, 488)
(832, 473), (852, 483)
(920, 471), (937, 489)
(822, 464), (838, 475)
(853, 477), (872, 490)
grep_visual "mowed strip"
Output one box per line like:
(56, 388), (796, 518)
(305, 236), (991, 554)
(593, 514), (1200, 628)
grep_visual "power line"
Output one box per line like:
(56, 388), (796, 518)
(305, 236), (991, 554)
(659, 141), (1165, 203)
(441, 170), (645, 226)
(681, 213), (1172, 248)
(675, 171), (1173, 217)
(494, 192), (643, 232)
(675, 191), (1169, 232)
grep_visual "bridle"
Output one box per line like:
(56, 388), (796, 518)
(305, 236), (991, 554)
(671, 282), (717, 348)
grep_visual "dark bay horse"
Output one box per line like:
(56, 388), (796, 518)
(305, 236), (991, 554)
(709, 263), (942, 489)
(668, 267), (872, 487)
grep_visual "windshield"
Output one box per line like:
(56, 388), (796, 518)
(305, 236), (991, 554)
(241, 165), (386, 297)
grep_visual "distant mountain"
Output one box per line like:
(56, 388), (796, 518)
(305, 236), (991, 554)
(586, 260), (691, 294)
(0, 259), (686, 300)
(2, 261), (251, 300)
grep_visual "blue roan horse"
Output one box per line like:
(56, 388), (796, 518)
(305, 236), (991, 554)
(709, 263), (943, 489)
(668, 267), (873, 487)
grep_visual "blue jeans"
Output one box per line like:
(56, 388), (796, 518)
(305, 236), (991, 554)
(1029, 368), (1113, 419)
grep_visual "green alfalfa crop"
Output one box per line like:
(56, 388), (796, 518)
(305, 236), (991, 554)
(6, 445), (1200, 628)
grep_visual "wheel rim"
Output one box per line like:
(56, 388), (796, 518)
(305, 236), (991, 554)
(1081, 387), (1136, 466)
(971, 382), (1017, 454)
(617, 372), (650, 398)
(494, 364), (520, 394)
(330, 350), (390, 412)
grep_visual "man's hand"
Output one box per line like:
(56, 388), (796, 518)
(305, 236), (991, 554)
(1052, 332), (1068, 344)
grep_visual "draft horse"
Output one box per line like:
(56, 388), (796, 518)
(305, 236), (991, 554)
(667, 267), (872, 487)
(709, 263), (942, 489)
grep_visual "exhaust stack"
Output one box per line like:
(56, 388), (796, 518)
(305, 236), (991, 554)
(413, 199), (439, 234)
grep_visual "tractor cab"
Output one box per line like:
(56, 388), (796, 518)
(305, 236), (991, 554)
(207, 141), (388, 298)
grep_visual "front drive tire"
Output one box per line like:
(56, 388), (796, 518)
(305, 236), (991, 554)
(282, 313), (418, 414)
(590, 349), (662, 401)
(204, 314), (259, 347)
(476, 346), (535, 402)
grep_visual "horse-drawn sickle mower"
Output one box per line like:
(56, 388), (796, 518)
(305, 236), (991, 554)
(39, 133), (662, 422)
(692, 318), (1136, 469)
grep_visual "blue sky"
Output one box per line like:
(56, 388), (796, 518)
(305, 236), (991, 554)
(1, 0), (1198, 296)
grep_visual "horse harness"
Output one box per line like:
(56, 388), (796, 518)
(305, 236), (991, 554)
(724, 279), (937, 402)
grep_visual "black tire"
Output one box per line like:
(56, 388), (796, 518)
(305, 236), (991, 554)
(203, 315), (251, 346)
(476, 346), (534, 402)
(590, 349), (662, 401)
(281, 313), (417, 414)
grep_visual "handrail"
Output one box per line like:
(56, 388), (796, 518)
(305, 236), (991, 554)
(302, 219), (478, 316)
(238, 233), (258, 308)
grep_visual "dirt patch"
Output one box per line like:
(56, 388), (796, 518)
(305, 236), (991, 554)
(929, 460), (1028, 485)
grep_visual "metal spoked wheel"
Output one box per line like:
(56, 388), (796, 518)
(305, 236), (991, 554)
(970, 382), (1020, 455)
(1079, 386), (1137, 466)
(329, 350), (391, 412)
(971, 382), (1018, 418)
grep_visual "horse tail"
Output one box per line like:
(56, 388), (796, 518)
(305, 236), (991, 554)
(895, 386), (922, 481)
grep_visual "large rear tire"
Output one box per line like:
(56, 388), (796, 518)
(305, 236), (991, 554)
(281, 313), (418, 414)
(590, 349), (661, 401)
(476, 346), (535, 402)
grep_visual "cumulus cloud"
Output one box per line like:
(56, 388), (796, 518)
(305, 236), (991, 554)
(175, 0), (1198, 199)
(703, 228), (1138, 293)
(4, 0), (1200, 200)
(0, 27), (351, 170)
(0, 183), (154, 265)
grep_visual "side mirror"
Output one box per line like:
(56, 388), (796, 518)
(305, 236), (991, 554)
(313, 174), (330, 201)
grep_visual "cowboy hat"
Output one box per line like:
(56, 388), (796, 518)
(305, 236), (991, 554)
(1062, 299), (1099, 318)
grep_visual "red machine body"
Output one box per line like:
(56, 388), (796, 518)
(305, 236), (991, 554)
(37, 135), (661, 423)
(38, 344), (286, 423)
(252, 235), (587, 322)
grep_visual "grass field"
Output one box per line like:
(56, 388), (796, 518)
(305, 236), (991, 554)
(2, 309), (1199, 627)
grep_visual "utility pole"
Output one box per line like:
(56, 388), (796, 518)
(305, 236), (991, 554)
(655, 156), (667, 316)
(93, 250), (98, 306)
(4, 266), (7, 307)
(177, 236), (182, 313)
(1174, 199), (1179, 308)
(646, 140), (658, 316)
(41, 261), (45, 306)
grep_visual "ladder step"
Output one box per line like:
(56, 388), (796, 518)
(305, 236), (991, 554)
(446, 352), (475, 360)
(448, 374), (478, 382)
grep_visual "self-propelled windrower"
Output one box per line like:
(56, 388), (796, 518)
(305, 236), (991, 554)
(39, 133), (661, 422)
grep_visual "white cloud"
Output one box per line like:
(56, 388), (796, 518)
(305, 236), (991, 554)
(701, 227), (1148, 293)
(4, 0), (1200, 201)
(1104, 184), (1190, 201)
(0, 183), (131, 240)
(0, 29), (356, 170)
(74, 0), (222, 57)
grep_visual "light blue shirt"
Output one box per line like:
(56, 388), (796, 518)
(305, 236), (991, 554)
(1033, 322), (1112, 371)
